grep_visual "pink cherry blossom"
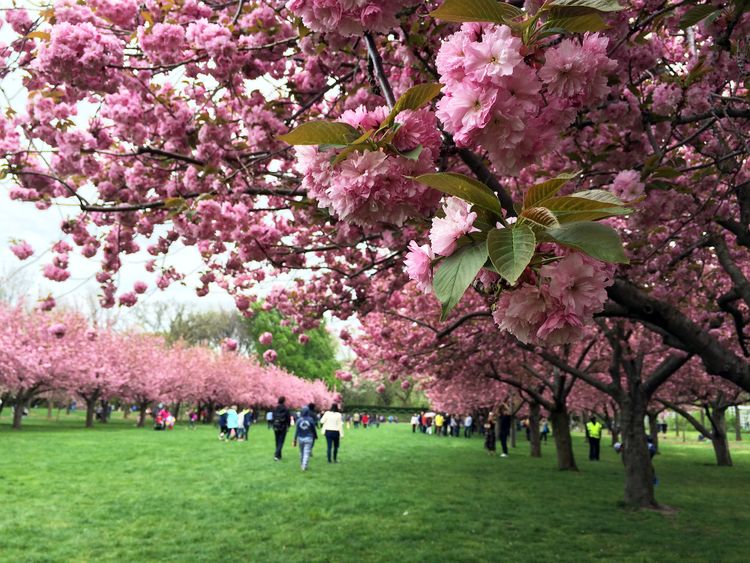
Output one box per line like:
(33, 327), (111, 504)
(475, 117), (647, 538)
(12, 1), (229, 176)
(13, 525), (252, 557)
(429, 197), (480, 257)
(10, 240), (33, 260)
(259, 331), (273, 345)
(609, 170), (645, 201)
(405, 241), (434, 293)
(263, 349), (278, 363)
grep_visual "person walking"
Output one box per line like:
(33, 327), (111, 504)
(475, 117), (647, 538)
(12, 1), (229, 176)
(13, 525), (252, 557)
(586, 416), (603, 461)
(362, 413), (369, 429)
(464, 414), (473, 438)
(226, 405), (239, 441)
(499, 408), (512, 457)
(272, 396), (291, 461)
(217, 406), (228, 440)
(353, 412), (361, 428)
(410, 413), (419, 433)
(484, 417), (497, 455)
(266, 409), (273, 429)
(293, 406), (318, 471)
(540, 418), (550, 442)
(320, 403), (344, 463)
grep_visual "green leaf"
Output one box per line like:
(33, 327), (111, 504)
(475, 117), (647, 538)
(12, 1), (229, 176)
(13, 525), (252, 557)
(547, 221), (629, 263)
(546, 12), (608, 32)
(397, 145), (424, 161)
(545, 0), (624, 16)
(678, 5), (718, 29)
(542, 195), (631, 222)
(519, 206), (560, 229)
(430, 0), (524, 23)
(568, 189), (624, 205)
(414, 172), (503, 216)
(278, 121), (360, 146)
(433, 242), (489, 321)
(487, 224), (536, 285)
(384, 83), (443, 127)
(523, 171), (580, 209)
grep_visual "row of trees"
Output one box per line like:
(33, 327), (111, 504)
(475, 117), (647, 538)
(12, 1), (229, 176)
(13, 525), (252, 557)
(0, 303), (336, 430)
(350, 286), (748, 508)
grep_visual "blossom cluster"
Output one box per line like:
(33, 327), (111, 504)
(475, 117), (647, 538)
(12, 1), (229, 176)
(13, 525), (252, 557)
(492, 252), (614, 345)
(405, 196), (479, 293)
(436, 24), (617, 176)
(295, 106), (442, 226)
(285, 0), (404, 35)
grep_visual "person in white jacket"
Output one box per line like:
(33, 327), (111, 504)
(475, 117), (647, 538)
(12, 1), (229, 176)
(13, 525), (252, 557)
(320, 403), (345, 463)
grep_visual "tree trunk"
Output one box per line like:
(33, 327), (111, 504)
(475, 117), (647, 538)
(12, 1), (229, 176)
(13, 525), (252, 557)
(620, 395), (657, 509)
(136, 400), (148, 428)
(674, 411), (679, 436)
(12, 393), (28, 429)
(710, 406), (732, 467)
(549, 407), (577, 471)
(100, 400), (110, 423)
(529, 402), (542, 458)
(205, 401), (216, 424)
(647, 411), (659, 453)
(173, 401), (181, 421)
(46, 399), (53, 419)
(123, 407), (130, 419)
(85, 398), (96, 428)
(510, 415), (517, 448)
(734, 405), (742, 441)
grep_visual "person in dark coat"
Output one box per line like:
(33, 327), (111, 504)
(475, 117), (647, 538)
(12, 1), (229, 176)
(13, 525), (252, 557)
(272, 396), (291, 460)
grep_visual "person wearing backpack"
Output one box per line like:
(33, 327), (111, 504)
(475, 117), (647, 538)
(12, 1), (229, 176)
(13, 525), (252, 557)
(293, 406), (318, 471)
(272, 396), (291, 461)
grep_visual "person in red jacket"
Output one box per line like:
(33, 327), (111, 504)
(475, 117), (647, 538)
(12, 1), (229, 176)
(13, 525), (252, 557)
(362, 413), (369, 429)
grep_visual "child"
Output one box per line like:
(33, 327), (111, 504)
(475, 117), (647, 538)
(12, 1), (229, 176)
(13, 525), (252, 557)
(293, 406), (318, 471)
(484, 420), (497, 455)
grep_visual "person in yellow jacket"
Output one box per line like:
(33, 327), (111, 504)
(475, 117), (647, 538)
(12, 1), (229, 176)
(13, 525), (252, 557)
(434, 413), (444, 436)
(586, 416), (604, 461)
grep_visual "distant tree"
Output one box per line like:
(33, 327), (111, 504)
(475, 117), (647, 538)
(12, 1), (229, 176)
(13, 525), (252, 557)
(166, 309), (247, 350)
(243, 305), (340, 387)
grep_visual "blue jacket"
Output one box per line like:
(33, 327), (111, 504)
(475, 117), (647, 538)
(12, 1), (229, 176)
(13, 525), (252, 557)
(294, 407), (318, 441)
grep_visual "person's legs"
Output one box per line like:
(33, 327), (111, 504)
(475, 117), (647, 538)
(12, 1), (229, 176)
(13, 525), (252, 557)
(325, 431), (334, 463)
(588, 438), (595, 460)
(275, 428), (287, 459)
(300, 437), (313, 469)
(500, 432), (509, 455)
(593, 438), (600, 460)
(332, 431), (340, 461)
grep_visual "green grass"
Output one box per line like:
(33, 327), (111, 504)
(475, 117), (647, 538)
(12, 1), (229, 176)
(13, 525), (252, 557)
(1, 409), (749, 562)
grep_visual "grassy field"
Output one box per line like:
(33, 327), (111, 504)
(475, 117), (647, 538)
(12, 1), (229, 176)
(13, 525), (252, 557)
(1, 409), (749, 562)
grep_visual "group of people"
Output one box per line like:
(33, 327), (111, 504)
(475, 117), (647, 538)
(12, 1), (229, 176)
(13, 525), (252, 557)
(268, 397), (345, 471)
(409, 412), (475, 437)
(216, 406), (255, 440)
(153, 406), (175, 431)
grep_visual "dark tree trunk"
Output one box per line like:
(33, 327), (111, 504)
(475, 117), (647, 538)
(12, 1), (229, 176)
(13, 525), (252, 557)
(734, 405), (742, 441)
(647, 411), (660, 453)
(83, 391), (100, 428)
(46, 399), (53, 419)
(12, 392), (28, 430)
(510, 415), (517, 448)
(99, 400), (110, 423)
(550, 407), (577, 471)
(136, 400), (148, 428)
(173, 401), (182, 421)
(620, 395), (657, 509)
(710, 406), (732, 467)
(529, 402), (542, 458)
(205, 401), (216, 424)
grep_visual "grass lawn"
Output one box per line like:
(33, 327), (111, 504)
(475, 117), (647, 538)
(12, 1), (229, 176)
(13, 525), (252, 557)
(1, 409), (749, 562)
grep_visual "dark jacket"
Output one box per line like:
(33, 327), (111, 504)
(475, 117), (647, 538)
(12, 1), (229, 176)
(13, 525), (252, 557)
(294, 407), (318, 440)
(272, 404), (290, 431)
